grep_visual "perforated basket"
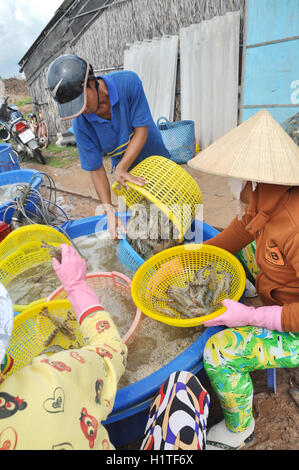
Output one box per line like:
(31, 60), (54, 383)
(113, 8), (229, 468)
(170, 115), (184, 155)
(6, 299), (84, 377)
(0, 224), (70, 262)
(112, 155), (202, 241)
(131, 244), (246, 327)
(47, 271), (143, 345)
(118, 238), (144, 273)
(157, 117), (195, 164)
(0, 225), (71, 312)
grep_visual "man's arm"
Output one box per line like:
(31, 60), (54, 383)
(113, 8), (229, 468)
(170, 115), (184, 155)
(90, 166), (125, 239)
(90, 165), (112, 207)
(114, 126), (148, 190)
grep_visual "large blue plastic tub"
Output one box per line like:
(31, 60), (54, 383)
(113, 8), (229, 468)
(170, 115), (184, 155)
(61, 214), (222, 448)
(0, 143), (20, 172)
(61, 213), (219, 244)
(0, 169), (44, 223)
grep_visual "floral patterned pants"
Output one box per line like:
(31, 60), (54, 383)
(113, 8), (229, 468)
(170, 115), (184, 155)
(203, 326), (299, 432)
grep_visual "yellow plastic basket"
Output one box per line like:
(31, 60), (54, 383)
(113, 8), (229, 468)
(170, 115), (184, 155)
(6, 299), (84, 377)
(112, 155), (202, 241)
(0, 224), (71, 261)
(0, 225), (71, 311)
(131, 244), (246, 327)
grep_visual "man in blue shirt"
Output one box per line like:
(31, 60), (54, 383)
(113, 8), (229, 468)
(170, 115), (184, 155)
(47, 54), (170, 238)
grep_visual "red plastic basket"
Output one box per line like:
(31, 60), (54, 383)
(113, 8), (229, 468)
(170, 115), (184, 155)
(47, 271), (142, 344)
(0, 222), (11, 242)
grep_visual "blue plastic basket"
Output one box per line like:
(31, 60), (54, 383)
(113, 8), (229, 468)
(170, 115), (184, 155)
(157, 116), (195, 164)
(118, 238), (145, 273)
(0, 143), (20, 172)
(0, 169), (44, 223)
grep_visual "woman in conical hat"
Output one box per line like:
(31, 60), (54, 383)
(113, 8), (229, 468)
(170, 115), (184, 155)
(188, 110), (299, 450)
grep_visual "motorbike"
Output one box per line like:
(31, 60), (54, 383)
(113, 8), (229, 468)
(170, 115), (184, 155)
(0, 96), (46, 164)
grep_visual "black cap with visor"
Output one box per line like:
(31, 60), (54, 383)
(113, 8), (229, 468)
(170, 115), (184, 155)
(46, 54), (93, 120)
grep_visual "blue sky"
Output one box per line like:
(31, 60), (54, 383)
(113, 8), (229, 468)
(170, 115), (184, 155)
(0, 0), (63, 78)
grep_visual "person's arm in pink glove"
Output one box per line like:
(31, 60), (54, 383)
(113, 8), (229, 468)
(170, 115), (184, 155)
(203, 299), (283, 331)
(52, 244), (103, 323)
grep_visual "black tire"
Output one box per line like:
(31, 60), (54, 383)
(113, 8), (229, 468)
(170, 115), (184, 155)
(12, 146), (26, 163)
(33, 148), (46, 165)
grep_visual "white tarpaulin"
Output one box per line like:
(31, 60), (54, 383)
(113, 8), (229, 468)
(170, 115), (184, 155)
(124, 35), (179, 124)
(180, 12), (240, 149)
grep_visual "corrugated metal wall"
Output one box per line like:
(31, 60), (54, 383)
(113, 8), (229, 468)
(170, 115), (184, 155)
(180, 12), (240, 149)
(121, 12), (240, 149)
(123, 35), (179, 123)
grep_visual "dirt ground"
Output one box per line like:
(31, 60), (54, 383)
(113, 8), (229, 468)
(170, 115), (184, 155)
(2, 77), (32, 115)
(4, 78), (299, 451)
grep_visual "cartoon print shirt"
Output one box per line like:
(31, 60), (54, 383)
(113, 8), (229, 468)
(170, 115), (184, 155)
(0, 308), (127, 450)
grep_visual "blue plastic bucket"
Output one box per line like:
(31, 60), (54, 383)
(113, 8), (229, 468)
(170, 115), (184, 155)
(0, 169), (44, 223)
(61, 214), (223, 447)
(0, 143), (20, 172)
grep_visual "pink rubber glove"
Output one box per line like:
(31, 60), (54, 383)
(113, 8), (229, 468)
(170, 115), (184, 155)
(52, 244), (103, 321)
(203, 299), (283, 331)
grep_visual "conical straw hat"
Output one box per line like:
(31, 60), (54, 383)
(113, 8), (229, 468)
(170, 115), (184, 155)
(188, 110), (299, 185)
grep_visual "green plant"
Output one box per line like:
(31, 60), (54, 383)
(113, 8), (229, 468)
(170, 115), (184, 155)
(14, 96), (31, 107)
(43, 143), (78, 168)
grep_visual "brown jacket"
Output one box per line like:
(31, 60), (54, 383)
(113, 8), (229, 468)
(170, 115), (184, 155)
(205, 183), (299, 332)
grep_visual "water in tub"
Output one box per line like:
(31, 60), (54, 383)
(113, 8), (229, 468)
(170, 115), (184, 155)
(7, 231), (205, 387)
(119, 318), (204, 389)
(7, 231), (133, 333)
(0, 183), (28, 204)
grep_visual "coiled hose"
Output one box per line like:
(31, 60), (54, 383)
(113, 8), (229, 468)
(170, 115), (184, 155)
(3, 171), (82, 255)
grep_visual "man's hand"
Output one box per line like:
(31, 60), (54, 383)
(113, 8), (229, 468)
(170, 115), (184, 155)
(106, 211), (126, 240)
(115, 166), (146, 190)
(114, 126), (148, 189)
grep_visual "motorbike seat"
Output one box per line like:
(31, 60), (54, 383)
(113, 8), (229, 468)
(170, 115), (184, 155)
(0, 104), (10, 122)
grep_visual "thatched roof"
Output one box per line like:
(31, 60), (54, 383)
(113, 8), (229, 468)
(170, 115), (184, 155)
(18, 0), (109, 78)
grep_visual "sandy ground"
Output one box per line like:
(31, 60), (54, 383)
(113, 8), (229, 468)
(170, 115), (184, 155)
(20, 157), (299, 451)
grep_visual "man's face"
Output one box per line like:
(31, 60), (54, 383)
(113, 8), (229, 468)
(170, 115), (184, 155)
(84, 80), (98, 114)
